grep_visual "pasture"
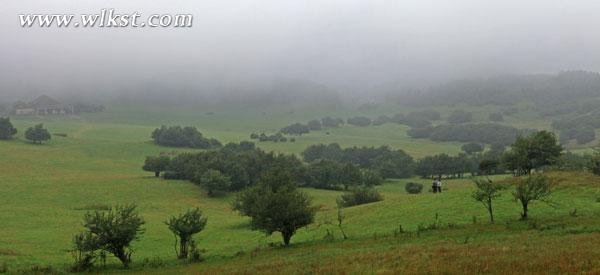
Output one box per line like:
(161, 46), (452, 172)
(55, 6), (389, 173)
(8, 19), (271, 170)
(1, 104), (600, 273)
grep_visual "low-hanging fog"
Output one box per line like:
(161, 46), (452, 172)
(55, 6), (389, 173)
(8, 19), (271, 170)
(2, 0), (600, 103)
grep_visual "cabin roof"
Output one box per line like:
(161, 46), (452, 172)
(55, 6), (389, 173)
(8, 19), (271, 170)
(29, 95), (62, 108)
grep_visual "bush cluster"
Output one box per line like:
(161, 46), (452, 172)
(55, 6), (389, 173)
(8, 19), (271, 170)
(302, 143), (415, 179)
(408, 123), (535, 146)
(404, 182), (423, 194)
(151, 126), (221, 149)
(337, 187), (383, 207)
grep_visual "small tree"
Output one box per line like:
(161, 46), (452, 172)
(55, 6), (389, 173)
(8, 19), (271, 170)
(0, 117), (17, 140)
(512, 174), (553, 220)
(142, 155), (170, 177)
(165, 208), (207, 260)
(335, 203), (348, 240)
(79, 204), (145, 268)
(25, 124), (51, 144)
(194, 169), (231, 196)
(471, 177), (505, 223)
(233, 169), (316, 246)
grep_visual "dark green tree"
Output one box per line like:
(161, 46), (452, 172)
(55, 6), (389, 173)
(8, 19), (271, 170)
(165, 208), (207, 260)
(233, 168), (316, 246)
(339, 163), (362, 190)
(0, 117), (17, 140)
(502, 131), (563, 175)
(142, 155), (170, 177)
(337, 186), (383, 207)
(479, 159), (500, 175)
(25, 124), (51, 144)
(76, 204), (145, 268)
(280, 123), (310, 135)
(360, 169), (384, 187)
(193, 169), (231, 197)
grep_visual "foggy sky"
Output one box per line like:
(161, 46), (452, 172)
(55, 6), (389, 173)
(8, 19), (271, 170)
(2, 0), (600, 100)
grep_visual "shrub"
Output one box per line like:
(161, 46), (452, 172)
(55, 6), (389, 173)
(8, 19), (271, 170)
(404, 182), (423, 194)
(165, 208), (207, 260)
(193, 169), (231, 196)
(151, 125), (221, 149)
(321, 117), (344, 128)
(258, 132), (287, 143)
(233, 170), (316, 246)
(0, 117), (17, 140)
(142, 155), (170, 177)
(72, 204), (145, 268)
(338, 187), (383, 207)
(280, 123), (310, 135)
(25, 124), (51, 144)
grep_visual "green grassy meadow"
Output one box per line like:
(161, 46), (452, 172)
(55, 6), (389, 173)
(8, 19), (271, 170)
(2, 104), (600, 274)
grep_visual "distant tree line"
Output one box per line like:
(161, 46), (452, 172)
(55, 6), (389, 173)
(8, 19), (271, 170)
(278, 116), (345, 136)
(408, 123), (536, 146)
(552, 113), (600, 145)
(143, 141), (386, 194)
(146, 131), (569, 194)
(302, 143), (415, 179)
(151, 126), (221, 149)
(249, 132), (295, 143)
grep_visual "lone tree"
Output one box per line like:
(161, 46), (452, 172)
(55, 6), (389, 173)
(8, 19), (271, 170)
(0, 117), (17, 140)
(193, 169), (231, 197)
(142, 155), (170, 177)
(512, 173), (553, 220)
(471, 177), (505, 223)
(502, 131), (562, 175)
(233, 168), (316, 246)
(165, 208), (208, 260)
(25, 124), (51, 144)
(74, 204), (145, 268)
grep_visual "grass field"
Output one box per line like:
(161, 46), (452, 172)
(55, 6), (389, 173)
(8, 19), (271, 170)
(1, 104), (600, 274)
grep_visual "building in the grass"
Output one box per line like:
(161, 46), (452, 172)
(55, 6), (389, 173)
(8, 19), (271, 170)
(13, 95), (73, 115)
